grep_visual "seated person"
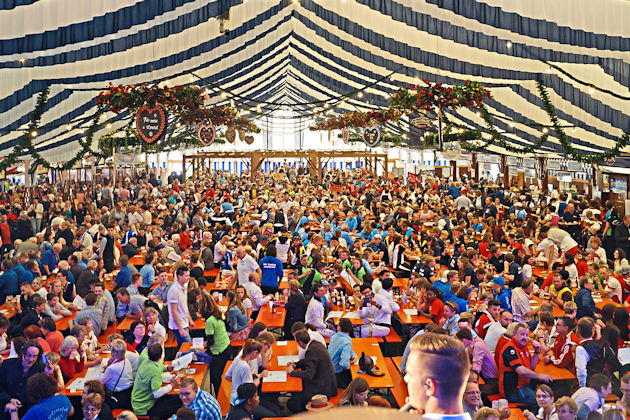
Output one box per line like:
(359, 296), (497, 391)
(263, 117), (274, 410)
(571, 373), (612, 420)
(131, 343), (182, 418)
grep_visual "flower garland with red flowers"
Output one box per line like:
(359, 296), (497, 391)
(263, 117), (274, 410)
(389, 79), (491, 110)
(310, 107), (404, 131)
(310, 80), (491, 131)
(97, 83), (260, 133)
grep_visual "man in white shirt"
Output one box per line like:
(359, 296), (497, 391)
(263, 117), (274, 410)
(547, 227), (579, 257)
(575, 317), (597, 388)
(305, 282), (335, 337)
(597, 266), (622, 303)
(358, 283), (394, 337)
(231, 246), (261, 288)
(485, 311), (513, 353)
(167, 267), (194, 346)
(243, 272), (273, 314)
(213, 236), (229, 268)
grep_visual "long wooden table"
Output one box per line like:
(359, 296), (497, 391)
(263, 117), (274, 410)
(256, 304), (286, 329)
(350, 337), (394, 389)
(262, 340), (303, 393)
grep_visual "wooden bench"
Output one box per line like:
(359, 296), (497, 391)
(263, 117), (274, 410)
(377, 329), (403, 356)
(384, 357), (408, 408)
(329, 389), (344, 406)
(217, 361), (233, 416)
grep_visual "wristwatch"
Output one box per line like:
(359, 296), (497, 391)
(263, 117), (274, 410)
(7, 409), (16, 413)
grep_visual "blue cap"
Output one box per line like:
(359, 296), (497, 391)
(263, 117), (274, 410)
(491, 276), (506, 287)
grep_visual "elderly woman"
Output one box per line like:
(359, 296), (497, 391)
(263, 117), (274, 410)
(99, 339), (134, 409)
(58, 336), (85, 382)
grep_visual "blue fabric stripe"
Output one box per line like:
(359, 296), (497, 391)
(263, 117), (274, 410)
(425, 0), (629, 52)
(0, 0), (230, 55)
(293, 8), (630, 132)
(0, 0), (38, 10)
(0, 8), (291, 112)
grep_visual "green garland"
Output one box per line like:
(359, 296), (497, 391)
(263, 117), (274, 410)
(0, 86), (50, 173)
(535, 80), (629, 164)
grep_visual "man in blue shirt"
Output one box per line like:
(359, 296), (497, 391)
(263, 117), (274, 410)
(173, 377), (222, 420)
(41, 243), (61, 275)
(0, 259), (19, 304)
(259, 246), (284, 295)
(327, 318), (356, 388)
(139, 251), (156, 292)
(114, 255), (133, 289)
(345, 211), (358, 232)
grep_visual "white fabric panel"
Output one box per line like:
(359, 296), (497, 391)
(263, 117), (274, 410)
(477, 0), (630, 37)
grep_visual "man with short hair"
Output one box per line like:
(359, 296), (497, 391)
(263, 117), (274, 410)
(9, 294), (49, 337)
(75, 293), (103, 334)
(485, 310), (512, 353)
(575, 277), (597, 319)
(456, 328), (498, 391)
(571, 373), (612, 420)
(544, 315), (577, 369)
(286, 329), (337, 413)
(619, 373), (630, 413)
(230, 246), (261, 289)
(418, 286), (445, 324)
(168, 266), (194, 345)
(304, 282), (334, 337)
(511, 278), (539, 324)
(575, 316), (603, 388)
(474, 299), (500, 340)
(498, 323), (552, 410)
(225, 383), (259, 420)
(328, 318), (357, 388)
(172, 377), (221, 420)
(115, 288), (146, 323)
(132, 343), (182, 417)
(404, 333), (470, 417)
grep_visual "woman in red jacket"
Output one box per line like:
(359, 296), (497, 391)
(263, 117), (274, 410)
(58, 335), (85, 382)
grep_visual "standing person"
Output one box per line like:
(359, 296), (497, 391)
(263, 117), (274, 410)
(168, 266), (194, 346)
(139, 251), (156, 295)
(259, 245), (284, 295)
(403, 333), (470, 417)
(199, 294), (230, 396)
(282, 279), (307, 340)
(230, 246), (261, 289)
(575, 277), (598, 320)
(498, 323), (552, 410)
(328, 318), (357, 388)
(286, 329), (338, 413)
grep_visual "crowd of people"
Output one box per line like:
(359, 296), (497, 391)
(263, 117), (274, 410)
(0, 165), (629, 420)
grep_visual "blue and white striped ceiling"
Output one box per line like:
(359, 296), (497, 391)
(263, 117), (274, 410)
(0, 0), (628, 162)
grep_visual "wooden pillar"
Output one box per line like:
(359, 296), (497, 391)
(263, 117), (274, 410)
(383, 155), (389, 179)
(451, 160), (457, 181)
(538, 157), (548, 190)
(500, 155), (508, 187)
(182, 155), (187, 180)
(472, 153), (479, 182)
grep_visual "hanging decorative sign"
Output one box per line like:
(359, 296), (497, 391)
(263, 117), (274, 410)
(244, 135), (254, 145)
(363, 125), (381, 147)
(197, 122), (216, 146)
(225, 128), (236, 143)
(566, 161), (582, 171)
(238, 129), (246, 142)
(135, 105), (167, 144)
(606, 156), (616, 166)
(342, 127), (349, 144)
(506, 156), (519, 166)
(521, 157), (536, 168)
(547, 160), (561, 170)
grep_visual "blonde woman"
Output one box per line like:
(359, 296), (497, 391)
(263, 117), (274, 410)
(143, 307), (167, 337)
(227, 290), (251, 342)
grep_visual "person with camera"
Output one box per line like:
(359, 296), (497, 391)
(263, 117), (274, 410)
(358, 283), (393, 337)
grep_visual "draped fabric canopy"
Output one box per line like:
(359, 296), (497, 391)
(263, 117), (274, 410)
(0, 0), (628, 162)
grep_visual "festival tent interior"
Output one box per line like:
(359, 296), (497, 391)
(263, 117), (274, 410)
(0, 0), (628, 174)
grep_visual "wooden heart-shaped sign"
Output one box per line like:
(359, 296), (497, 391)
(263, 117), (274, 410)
(135, 105), (167, 144)
(244, 135), (254, 145)
(363, 125), (381, 147)
(225, 128), (236, 143)
(342, 127), (349, 144)
(197, 122), (216, 146)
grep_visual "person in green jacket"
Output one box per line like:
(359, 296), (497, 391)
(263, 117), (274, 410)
(131, 343), (182, 418)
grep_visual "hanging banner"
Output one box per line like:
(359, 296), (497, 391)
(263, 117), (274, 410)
(197, 122), (216, 146)
(342, 127), (349, 144)
(135, 105), (167, 144)
(225, 128), (236, 143)
(611, 176), (627, 194)
(363, 125), (381, 147)
(522, 158), (536, 168)
(566, 161), (583, 171)
(244, 135), (254, 145)
(547, 160), (562, 170)
(506, 156), (519, 166)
